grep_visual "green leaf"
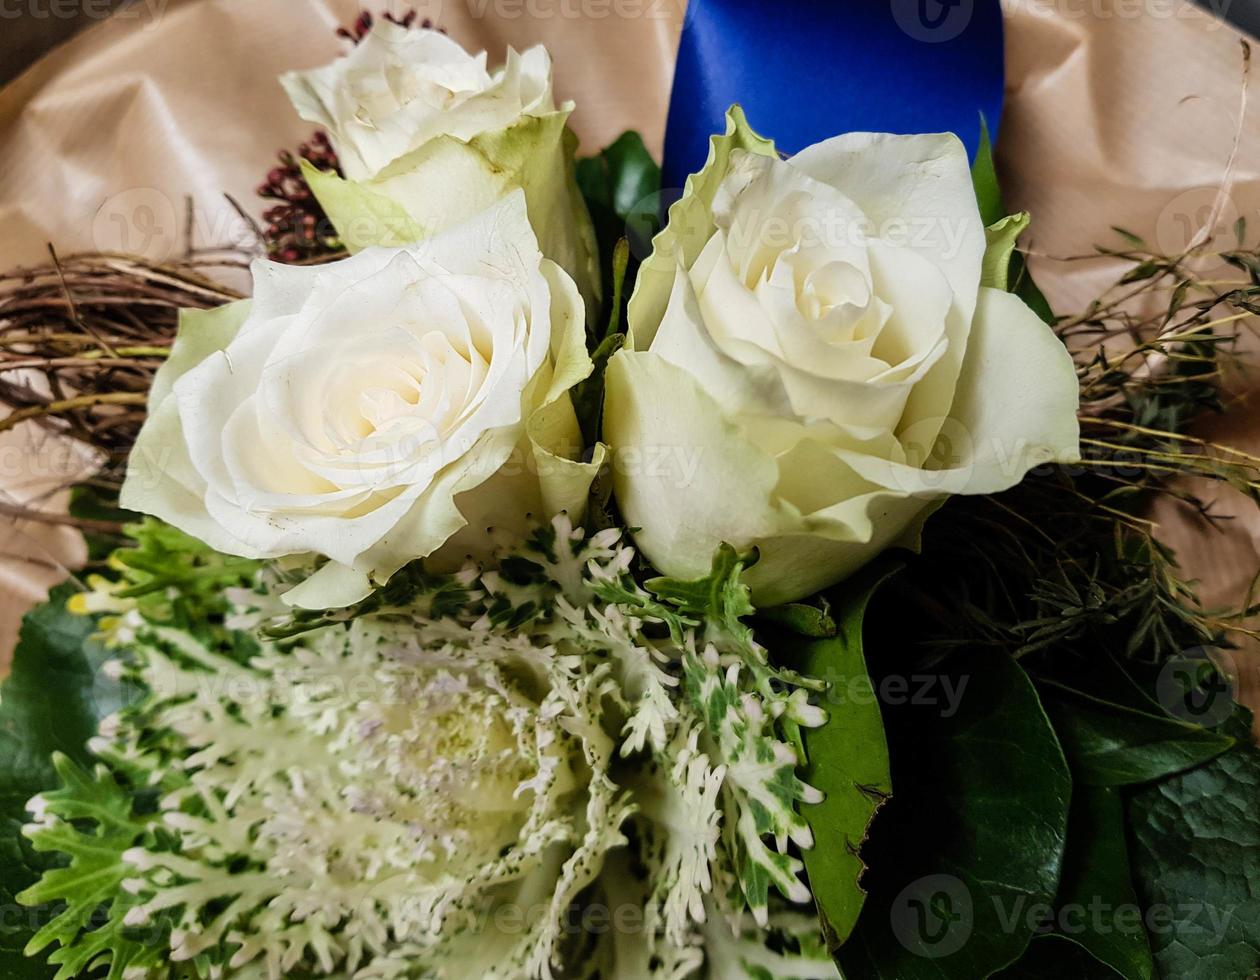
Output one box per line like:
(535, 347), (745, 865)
(0, 584), (113, 978)
(577, 130), (662, 330)
(646, 543), (821, 697)
(838, 650), (1072, 980)
(572, 239), (630, 446)
(0, 832), (55, 980)
(967, 118), (1056, 325)
(1127, 709), (1260, 980)
(18, 755), (162, 980)
(758, 601), (839, 639)
(994, 934), (1125, 979)
(1111, 226), (1146, 248)
(1042, 683), (1234, 786)
(106, 518), (260, 651)
(971, 117), (1004, 227)
(1119, 261), (1161, 285)
(1052, 787), (1154, 979)
(790, 570), (897, 947)
(1014, 261), (1057, 326)
(0, 584), (104, 778)
(576, 131), (661, 224)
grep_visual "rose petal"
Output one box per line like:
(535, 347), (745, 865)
(790, 131), (986, 440)
(604, 349), (789, 581)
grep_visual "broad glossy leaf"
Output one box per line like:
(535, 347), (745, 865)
(1042, 683), (1234, 786)
(0, 584), (109, 979)
(576, 130), (661, 223)
(837, 650), (1072, 980)
(577, 130), (662, 323)
(1053, 787), (1154, 979)
(994, 935), (1123, 979)
(1127, 710), (1260, 980)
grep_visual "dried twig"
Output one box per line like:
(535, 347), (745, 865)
(0, 500), (124, 536)
(0, 252), (244, 482)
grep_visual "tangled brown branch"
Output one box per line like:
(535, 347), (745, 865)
(0, 249), (246, 484)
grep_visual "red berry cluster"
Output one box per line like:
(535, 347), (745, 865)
(257, 132), (344, 264)
(256, 10), (442, 264)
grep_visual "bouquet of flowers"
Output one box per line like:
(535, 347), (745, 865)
(1, 12), (1258, 980)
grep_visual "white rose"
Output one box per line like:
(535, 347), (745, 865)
(122, 193), (602, 610)
(281, 23), (600, 312)
(604, 109), (1080, 606)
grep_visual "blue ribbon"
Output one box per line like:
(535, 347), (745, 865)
(662, 0), (1006, 189)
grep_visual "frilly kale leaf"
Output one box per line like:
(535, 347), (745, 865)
(18, 518), (842, 979)
(18, 755), (169, 980)
(71, 517), (260, 654)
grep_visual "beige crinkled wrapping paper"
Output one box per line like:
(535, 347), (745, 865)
(0, 0), (1258, 705)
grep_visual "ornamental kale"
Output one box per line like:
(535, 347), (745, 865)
(18, 518), (837, 980)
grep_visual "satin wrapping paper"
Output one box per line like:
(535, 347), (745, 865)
(0, 0), (1257, 716)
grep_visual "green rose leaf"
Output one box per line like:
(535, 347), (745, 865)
(837, 649), (1072, 980)
(577, 132), (661, 337)
(1127, 709), (1260, 980)
(571, 237), (630, 448)
(0, 835), (54, 980)
(969, 120), (1055, 324)
(1041, 682), (1235, 786)
(784, 568), (898, 948)
(970, 118), (1005, 228)
(576, 130), (661, 224)
(994, 934), (1127, 979)
(0, 584), (112, 979)
(1052, 786), (1155, 979)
